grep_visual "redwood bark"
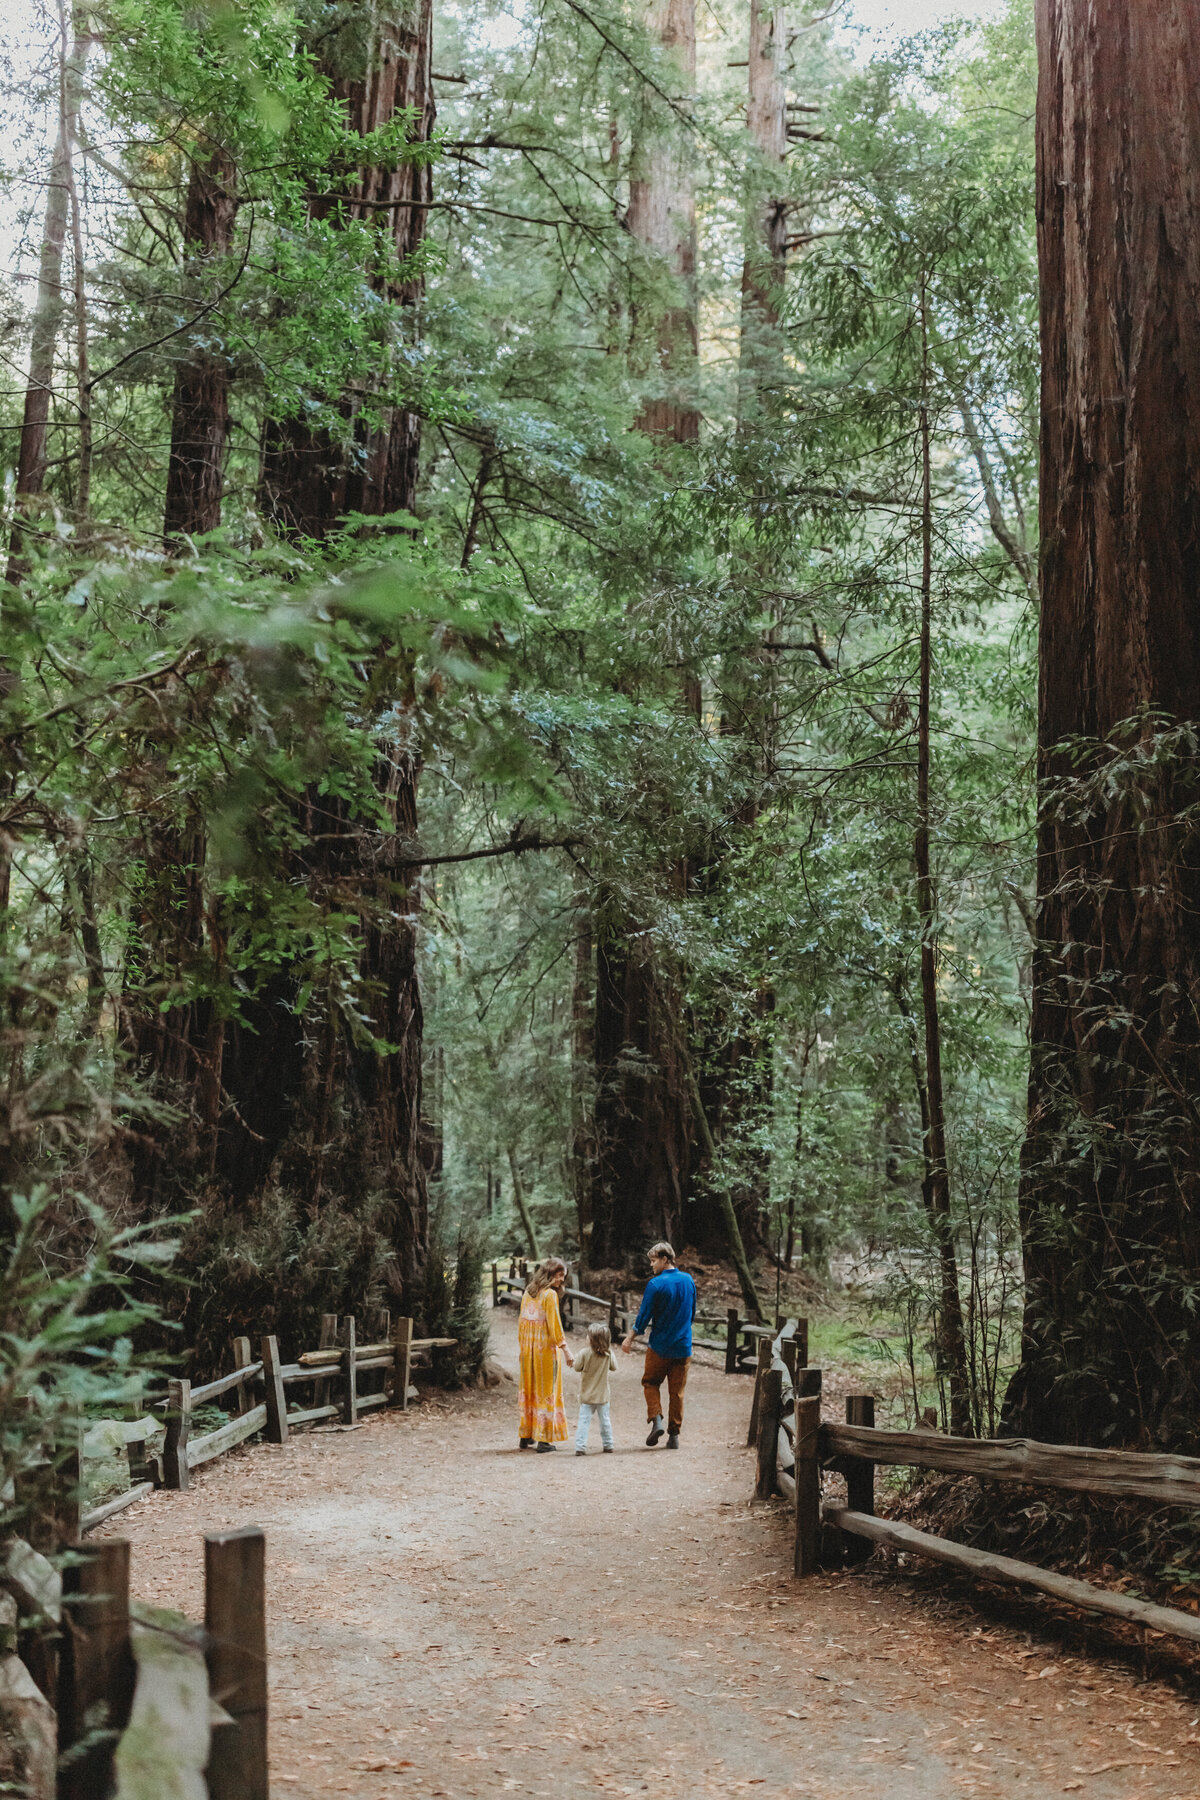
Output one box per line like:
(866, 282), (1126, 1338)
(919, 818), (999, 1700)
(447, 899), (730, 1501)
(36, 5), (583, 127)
(5, 19), (89, 581)
(163, 145), (237, 542)
(259, 2), (433, 533)
(589, 0), (705, 1270)
(238, 7), (435, 1302)
(1005, 0), (1200, 1449)
(628, 0), (699, 442)
(738, 0), (788, 415)
(589, 912), (695, 1263)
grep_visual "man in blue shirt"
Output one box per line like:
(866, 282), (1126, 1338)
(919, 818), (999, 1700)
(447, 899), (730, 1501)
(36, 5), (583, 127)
(621, 1241), (697, 1449)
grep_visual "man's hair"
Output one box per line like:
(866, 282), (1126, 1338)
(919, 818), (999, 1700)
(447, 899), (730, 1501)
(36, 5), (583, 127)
(648, 1241), (676, 1264)
(587, 1322), (611, 1356)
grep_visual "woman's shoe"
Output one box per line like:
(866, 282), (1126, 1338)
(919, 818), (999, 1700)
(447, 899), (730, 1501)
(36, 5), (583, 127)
(536, 1441), (556, 1453)
(519, 1437), (533, 1449)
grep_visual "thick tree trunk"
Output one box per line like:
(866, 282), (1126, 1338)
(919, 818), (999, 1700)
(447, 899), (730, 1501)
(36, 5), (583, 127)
(628, 0), (698, 443)
(685, 3), (790, 1258)
(738, 0), (788, 415)
(5, 18), (89, 581)
(589, 913), (694, 1264)
(260, 2), (433, 534)
(1005, 0), (1200, 1450)
(236, 5), (435, 1301)
(570, 900), (595, 1261)
(590, 0), (706, 1272)
(123, 148), (239, 1196)
(163, 145), (237, 542)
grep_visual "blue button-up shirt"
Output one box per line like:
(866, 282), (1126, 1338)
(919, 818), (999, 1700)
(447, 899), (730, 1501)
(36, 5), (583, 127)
(634, 1268), (697, 1359)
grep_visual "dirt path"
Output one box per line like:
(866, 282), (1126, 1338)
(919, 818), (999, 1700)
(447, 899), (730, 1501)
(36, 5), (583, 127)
(100, 1310), (1200, 1798)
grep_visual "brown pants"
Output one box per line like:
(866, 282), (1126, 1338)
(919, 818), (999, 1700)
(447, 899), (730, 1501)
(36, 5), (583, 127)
(642, 1349), (690, 1431)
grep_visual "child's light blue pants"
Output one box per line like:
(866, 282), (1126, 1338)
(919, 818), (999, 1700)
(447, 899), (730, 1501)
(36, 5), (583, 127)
(575, 1400), (613, 1451)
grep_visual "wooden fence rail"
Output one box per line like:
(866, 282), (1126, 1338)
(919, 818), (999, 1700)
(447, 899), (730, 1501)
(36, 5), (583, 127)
(157, 1314), (429, 1495)
(749, 1327), (1200, 1648)
(62, 1312), (454, 1528)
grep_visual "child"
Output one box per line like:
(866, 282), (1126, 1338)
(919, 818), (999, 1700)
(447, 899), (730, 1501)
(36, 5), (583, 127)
(572, 1322), (617, 1454)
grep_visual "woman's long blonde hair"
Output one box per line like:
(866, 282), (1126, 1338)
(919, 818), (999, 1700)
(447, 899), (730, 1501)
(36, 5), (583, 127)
(525, 1257), (567, 1299)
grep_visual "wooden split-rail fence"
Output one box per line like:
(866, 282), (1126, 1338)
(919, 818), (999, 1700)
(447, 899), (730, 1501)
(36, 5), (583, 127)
(490, 1258), (771, 1369)
(6, 1312), (460, 1795)
(749, 1321), (1200, 1649)
(63, 1312), (456, 1536)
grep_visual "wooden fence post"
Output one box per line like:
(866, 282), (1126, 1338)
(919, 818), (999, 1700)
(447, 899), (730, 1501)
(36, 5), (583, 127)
(393, 1317), (414, 1411)
(261, 1336), (288, 1445)
(491, 1261), (500, 1308)
(58, 1538), (134, 1800)
(845, 1394), (875, 1514)
(232, 1337), (253, 1417)
(725, 1308), (740, 1375)
(163, 1377), (192, 1491)
(608, 1293), (618, 1337)
(205, 1527), (268, 1800)
(780, 1335), (799, 1388)
(795, 1316), (809, 1369)
(747, 1336), (772, 1447)
(314, 1312), (338, 1415)
(793, 1393), (821, 1577)
(341, 1316), (359, 1425)
(755, 1367), (784, 1501)
(844, 1393), (875, 1561)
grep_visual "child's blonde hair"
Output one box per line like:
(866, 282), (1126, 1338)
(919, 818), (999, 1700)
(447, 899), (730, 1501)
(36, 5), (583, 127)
(587, 1322), (611, 1356)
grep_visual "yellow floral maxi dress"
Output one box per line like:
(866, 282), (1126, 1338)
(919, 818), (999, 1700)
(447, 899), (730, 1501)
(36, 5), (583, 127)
(518, 1287), (568, 1444)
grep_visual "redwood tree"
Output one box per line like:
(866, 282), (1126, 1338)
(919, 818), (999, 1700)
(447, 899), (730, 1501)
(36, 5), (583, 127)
(589, 0), (701, 1267)
(260, 3), (433, 533)
(162, 143), (237, 542)
(1005, 0), (1200, 1449)
(249, 3), (436, 1300)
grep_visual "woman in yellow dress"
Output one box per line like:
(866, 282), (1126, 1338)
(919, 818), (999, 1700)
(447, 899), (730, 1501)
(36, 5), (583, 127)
(518, 1258), (574, 1451)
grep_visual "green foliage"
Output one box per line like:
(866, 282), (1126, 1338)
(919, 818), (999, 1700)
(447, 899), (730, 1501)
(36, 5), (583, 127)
(0, 1188), (171, 1532)
(418, 1215), (488, 1386)
(173, 1185), (391, 1370)
(0, 0), (1047, 1425)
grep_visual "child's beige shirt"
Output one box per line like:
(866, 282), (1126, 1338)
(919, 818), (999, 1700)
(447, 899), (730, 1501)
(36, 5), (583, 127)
(571, 1346), (617, 1406)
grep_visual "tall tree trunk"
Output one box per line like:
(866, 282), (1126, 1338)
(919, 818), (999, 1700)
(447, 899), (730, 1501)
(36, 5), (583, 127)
(590, 0), (707, 1272)
(260, 3), (434, 534)
(229, 5), (436, 1303)
(122, 145), (239, 1208)
(5, 12), (89, 582)
(915, 337), (970, 1435)
(627, 0), (698, 443)
(570, 897), (595, 1264)
(687, 0), (791, 1259)
(1004, 0), (1200, 1450)
(738, 0), (788, 417)
(589, 910), (694, 1264)
(163, 144), (237, 542)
